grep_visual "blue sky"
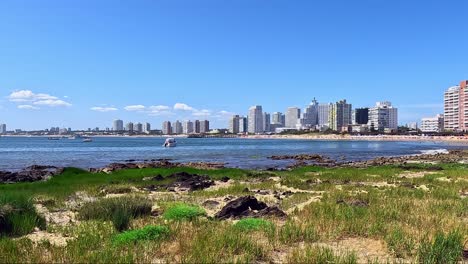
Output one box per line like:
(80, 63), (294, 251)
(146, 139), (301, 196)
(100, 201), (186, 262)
(0, 0), (467, 130)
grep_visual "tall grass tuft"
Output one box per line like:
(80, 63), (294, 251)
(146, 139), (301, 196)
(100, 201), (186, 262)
(0, 193), (45, 237)
(417, 230), (463, 264)
(112, 225), (170, 246)
(163, 203), (205, 221)
(286, 245), (357, 264)
(78, 196), (151, 231)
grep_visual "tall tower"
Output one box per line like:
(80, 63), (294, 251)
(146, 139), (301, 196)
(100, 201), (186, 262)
(248, 105), (264, 134)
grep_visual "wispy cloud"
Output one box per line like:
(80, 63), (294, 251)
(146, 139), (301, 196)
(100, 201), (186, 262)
(17, 105), (40, 110)
(174, 103), (195, 111)
(90, 106), (118, 112)
(192, 109), (212, 117)
(9, 90), (72, 107)
(124, 105), (146, 111)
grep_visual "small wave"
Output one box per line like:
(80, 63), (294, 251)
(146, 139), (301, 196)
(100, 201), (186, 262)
(420, 149), (449, 155)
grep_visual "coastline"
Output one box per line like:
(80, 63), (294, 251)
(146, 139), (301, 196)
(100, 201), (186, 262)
(2, 134), (468, 143)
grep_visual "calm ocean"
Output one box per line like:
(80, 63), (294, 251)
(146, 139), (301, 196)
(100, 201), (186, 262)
(0, 136), (466, 171)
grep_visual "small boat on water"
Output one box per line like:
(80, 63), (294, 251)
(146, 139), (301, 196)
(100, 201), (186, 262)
(83, 137), (93, 142)
(163, 138), (177, 147)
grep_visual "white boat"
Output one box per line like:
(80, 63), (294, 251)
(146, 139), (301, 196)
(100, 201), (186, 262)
(83, 138), (93, 142)
(163, 138), (177, 147)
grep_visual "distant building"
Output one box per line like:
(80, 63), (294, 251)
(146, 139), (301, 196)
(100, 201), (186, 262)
(248, 105), (264, 134)
(126, 122), (134, 132)
(113, 119), (124, 131)
(263, 112), (271, 132)
(239, 116), (248, 133)
(0, 124), (6, 134)
(194, 120), (201, 134)
(368, 101), (398, 133)
(329, 100), (352, 132)
(285, 107), (301, 128)
(271, 112), (285, 127)
(299, 98), (319, 129)
(200, 120), (210, 133)
(183, 120), (194, 134)
(143, 123), (151, 134)
(162, 121), (172, 135)
(421, 115), (444, 133)
(318, 104), (331, 127)
(443, 80), (468, 131)
(173, 120), (183, 134)
(135, 123), (143, 133)
(407, 122), (418, 130)
(229, 115), (241, 134)
(353, 108), (369, 125)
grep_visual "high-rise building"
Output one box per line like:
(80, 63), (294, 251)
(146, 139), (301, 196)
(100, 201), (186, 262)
(162, 121), (172, 135)
(135, 123), (143, 133)
(263, 112), (271, 132)
(271, 112), (285, 127)
(113, 119), (124, 131)
(200, 120), (210, 133)
(0, 124), (6, 134)
(299, 98), (319, 129)
(172, 120), (183, 134)
(421, 115), (444, 133)
(248, 105), (264, 134)
(460, 81), (468, 131)
(368, 101), (398, 133)
(126, 122), (134, 132)
(285, 107), (301, 128)
(354, 108), (369, 125)
(143, 123), (151, 134)
(329, 100), (352, 132)
(183, 120), (194, 134)
(229, 115), (241, 134)
(194, 120), (201, 134)
(239, 116), (248, 133)
(444, 85), (460, 131)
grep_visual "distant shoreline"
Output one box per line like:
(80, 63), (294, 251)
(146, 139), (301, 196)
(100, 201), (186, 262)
(2, 134), (468, 143)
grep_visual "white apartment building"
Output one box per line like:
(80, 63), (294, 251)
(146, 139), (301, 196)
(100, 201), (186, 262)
(420, 114), (444, 133)
(183, 120), (194, 134)
(368, 101), (398, 132)
(299, 98), (319, 129)
(285, 107), (301, 128)
(248, 105), (264, 134)
(162, 121), (172, 135)
(444, 86), (460, 131)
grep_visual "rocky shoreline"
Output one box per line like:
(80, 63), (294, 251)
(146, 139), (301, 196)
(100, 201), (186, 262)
(1, 149), (467, 184)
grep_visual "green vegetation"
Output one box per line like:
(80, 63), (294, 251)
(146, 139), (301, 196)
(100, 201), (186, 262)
(0, 193), (45, 237)
(233, 218), (273, 231)
(162, 203), (206, 221)
(0, 162), (467, 263)
(112, 225), (170, 246)
(78, 196), (152, 231)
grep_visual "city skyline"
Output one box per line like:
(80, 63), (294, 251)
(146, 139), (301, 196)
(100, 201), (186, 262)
(1, 1), (467, 130)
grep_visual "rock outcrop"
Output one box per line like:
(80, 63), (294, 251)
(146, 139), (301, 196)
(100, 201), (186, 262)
(214, 196), (287, 220)
(0, 165), (63, 184)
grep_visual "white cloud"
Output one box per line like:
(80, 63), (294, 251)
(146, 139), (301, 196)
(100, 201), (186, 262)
(33, 99), (72, 107)
(90, 106), (118, 112)
(17, 105), (40, 110)
(192, 109), (212, 117)
(149, 105), (170, 111)
(124, 105), (146, 111)
(8, 90), (71, 107)
(174, 103), (194, 111)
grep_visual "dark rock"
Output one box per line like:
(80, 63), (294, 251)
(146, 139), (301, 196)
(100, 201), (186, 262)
(242, 187), (250, 193)
(214, 196), (267, 220)
(220, 176), (230, 182)
(463, 249), (468, 260)
(166, 172), (214, 191)
(0, 165), (63, 184)
(214, 196), (287, 220)
(152, 174), (164, 181)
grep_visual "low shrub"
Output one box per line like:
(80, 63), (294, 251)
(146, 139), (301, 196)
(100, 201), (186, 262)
(0, 193), (45, 237)
(163, 203), (205, 221)
(233, 218), (273, 231)
(112, 225), (170, 246)
(78, 196), (152, 231)
(417, 230), (463, 264)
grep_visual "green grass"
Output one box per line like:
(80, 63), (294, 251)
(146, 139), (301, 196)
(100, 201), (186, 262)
(0, 193), (45, 237)
(417, 230), (463, 264)
(163, 203), (206, 221)
(286, 245), (357, 264)
(233, 218), (273, 231)
(112, 225), (170, 246)
(78, 196), (152, 231)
